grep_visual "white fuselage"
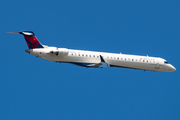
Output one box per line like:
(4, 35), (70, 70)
(26, 47), (176, 72)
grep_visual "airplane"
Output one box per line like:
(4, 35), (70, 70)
(8, 31), (176, 72)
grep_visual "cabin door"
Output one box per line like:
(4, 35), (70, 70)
(155, 61), (160, 69)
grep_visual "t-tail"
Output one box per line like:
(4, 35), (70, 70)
(7, 31), (44, 49)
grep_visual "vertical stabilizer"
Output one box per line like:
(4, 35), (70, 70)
(19, 31), (44, 49)
(7, 31), (44, 49)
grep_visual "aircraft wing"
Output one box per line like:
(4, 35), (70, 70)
(87, 55), (109, 68)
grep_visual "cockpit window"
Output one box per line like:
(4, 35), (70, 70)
(164, 61), (169, 64)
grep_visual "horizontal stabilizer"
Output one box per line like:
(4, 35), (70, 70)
(7, 32), (20, 34)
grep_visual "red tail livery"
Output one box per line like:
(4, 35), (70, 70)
(7, 31), (44, 49)
(19, 31), (44, 49)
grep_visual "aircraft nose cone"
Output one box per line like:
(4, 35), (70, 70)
(172, 66), (176, 71)
(169, 65), (176, 72)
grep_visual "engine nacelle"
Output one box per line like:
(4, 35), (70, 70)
(50, 48), (69, 56)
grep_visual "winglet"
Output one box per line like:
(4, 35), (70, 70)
(99, 55), (109, 68)
(100, 55), (106, 62)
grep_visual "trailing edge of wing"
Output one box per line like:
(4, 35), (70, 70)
(87, 63), (103, 68)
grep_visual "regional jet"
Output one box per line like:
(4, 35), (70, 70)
(8, 31), (176, 72)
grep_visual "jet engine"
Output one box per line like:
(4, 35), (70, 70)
(49, 48), (69, 56)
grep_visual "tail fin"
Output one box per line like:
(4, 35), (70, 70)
(19, 31), (44, 49)
(7, 31), (44, 49)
